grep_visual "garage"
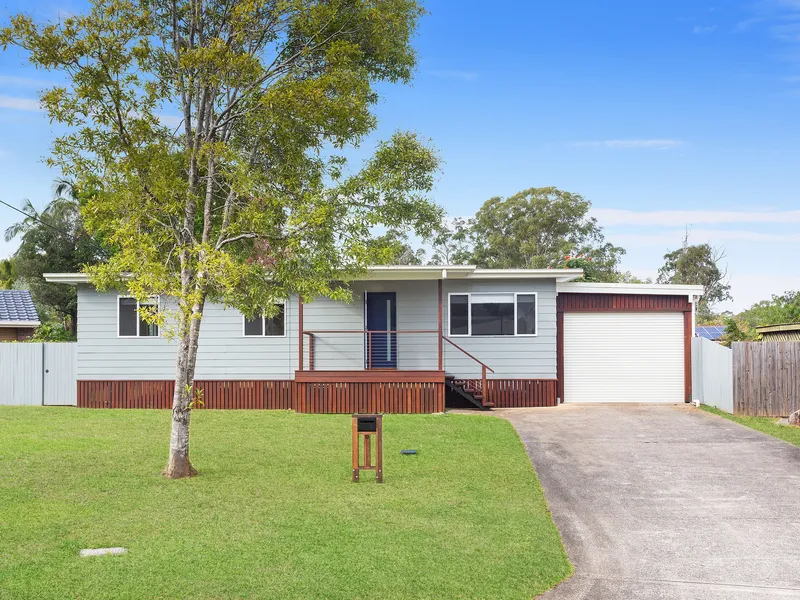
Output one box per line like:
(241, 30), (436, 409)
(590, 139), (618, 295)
(562, 311), (686, 404)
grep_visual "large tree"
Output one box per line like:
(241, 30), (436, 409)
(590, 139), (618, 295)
(4, 181), (108, 336)
(657, 237), (731, 320)
(454, 187), (626, 280)
(3, 0), (440, 478)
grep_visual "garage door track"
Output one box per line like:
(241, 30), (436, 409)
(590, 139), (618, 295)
(502, 405), (800, 599)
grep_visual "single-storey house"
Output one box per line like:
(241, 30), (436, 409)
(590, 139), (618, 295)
(755, 323), (800, 342)
(0, 290), (40, 341)
(45, 267), (703, 412)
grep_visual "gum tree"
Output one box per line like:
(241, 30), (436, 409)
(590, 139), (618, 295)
(2, 0), (441, 478)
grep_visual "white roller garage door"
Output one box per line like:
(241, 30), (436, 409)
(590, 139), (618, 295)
(563, 312), (685, 403)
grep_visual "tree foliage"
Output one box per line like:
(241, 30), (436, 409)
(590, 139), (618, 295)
(2, 0), (441, 476)
(738, 291), (800, 330)
(367, 230), (426, 265)
(444, 187), (626, 281)
(657, 237), (731, 320)
(3, 181), (108, 336)
(0, 258), (16, 289)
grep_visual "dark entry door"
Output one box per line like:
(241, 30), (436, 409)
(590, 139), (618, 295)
(365, 292), (397, 369)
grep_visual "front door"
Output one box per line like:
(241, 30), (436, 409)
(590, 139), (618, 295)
(365, 292), (397, 369)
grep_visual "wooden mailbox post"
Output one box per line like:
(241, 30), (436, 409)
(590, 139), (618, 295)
(352, 414), (383, 483)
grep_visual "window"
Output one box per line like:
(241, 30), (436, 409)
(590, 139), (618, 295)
(118, 297), (159, 337)
(448, 293), (537, 337)
(243, 304), (285, 337)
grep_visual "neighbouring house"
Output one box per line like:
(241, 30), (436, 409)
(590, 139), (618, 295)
(0, 290), (40, 341)
(44, 267), (703, 412)
(755, 323), (800, 342)
(696, 324), (726, 341)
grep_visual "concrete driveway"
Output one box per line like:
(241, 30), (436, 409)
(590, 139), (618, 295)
(501, 405), (800, 599)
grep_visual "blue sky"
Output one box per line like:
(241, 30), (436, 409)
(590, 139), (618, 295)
(2, 0), (800, 312)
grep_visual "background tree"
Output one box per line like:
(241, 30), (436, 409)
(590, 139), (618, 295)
(457, 187), (626, 280)
(427, 217), (471, 265)
(4, 180), (108, 337)
(3, 0), (441, 477)
(657, 235), (731, 320)
(0, 258), (16, 289)
(738, 291), (800, 331)
(367, 229), (426, 265)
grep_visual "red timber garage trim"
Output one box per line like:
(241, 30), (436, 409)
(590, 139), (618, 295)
(557, 293), (694, 404)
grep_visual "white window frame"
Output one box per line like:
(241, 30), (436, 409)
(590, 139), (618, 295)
(447, 292), (538, 338)
(117, 295), (161, 338)
(241, 302), (287, 338)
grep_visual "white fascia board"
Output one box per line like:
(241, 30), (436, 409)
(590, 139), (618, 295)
(43, 273), (90, 284)
(362, 265), (475, 280)
(0, 321), (40, 327)
(557, 282), (705, 297)
(469, 269), (584, 282)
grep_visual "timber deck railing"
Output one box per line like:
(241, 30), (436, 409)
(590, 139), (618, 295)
(300, 329), (496, 406)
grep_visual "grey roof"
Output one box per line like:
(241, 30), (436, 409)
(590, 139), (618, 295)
(0, 290), (40, 324)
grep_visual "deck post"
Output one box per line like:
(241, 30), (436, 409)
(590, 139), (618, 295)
(437, 279), (443, 371)
(298, 295), (304, 371)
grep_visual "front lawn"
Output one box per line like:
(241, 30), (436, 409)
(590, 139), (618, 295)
(0, 409), (570, 600)
(701, 405), (800, 448)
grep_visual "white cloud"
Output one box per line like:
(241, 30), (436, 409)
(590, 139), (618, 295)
(612, 228), (800, 247)
(0, 95), (40, 111)
(572, 139), (685, 150)
(425, 70), (479, 82)
(593, 208), (800, 226)
(0, 75), (52, 88)
(693, 25), (717, 34)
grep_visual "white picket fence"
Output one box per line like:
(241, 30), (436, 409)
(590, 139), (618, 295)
(692, 337), (733, 413)
(0, 343), (77, 406)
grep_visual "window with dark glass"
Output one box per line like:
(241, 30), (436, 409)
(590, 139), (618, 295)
(449, 294), (469, 335)
(471, 295), (515, 336)
(119, 297), (159, 337)
(118, 297), (138, 336)
(244, 304), (285, 337)
(516, 294), (537, 335)
(243, 315), (264, 336)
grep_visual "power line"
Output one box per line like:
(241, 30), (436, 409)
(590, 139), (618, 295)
(0, 197), (110, 256)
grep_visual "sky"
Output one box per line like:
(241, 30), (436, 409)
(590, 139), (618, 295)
(1, 0), (799, 312)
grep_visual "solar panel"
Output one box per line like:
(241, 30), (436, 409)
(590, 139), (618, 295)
(696, 325), (726, 340)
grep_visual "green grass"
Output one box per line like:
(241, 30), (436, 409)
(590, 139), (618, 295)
(0, 408), (570, 600)
(701, 405), (800, 448)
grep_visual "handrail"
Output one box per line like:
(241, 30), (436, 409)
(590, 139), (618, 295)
(441, 336), (495, 373)
(442, 335), (494, 407)
(303, 329), (438, 334)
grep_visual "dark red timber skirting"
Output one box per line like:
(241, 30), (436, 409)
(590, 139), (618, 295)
(77, 375), (445, 413)
(294, 371), (446, 414)
(556, 293), (694, 404)
(460, 379), (558, 408)
(77, 380), (293, 410)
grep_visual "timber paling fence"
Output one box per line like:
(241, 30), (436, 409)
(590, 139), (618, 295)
(733, 341), (800, 417)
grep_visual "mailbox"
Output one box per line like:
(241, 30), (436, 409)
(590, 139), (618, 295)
(352, 414), (383, 483)
(357, 415), (377, 433)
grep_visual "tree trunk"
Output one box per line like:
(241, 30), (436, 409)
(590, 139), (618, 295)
(163, 315), (200, 478)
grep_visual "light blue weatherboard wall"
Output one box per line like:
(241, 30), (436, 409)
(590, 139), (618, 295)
(442, 279), (557, 379)
(75, 278), (557, 380)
